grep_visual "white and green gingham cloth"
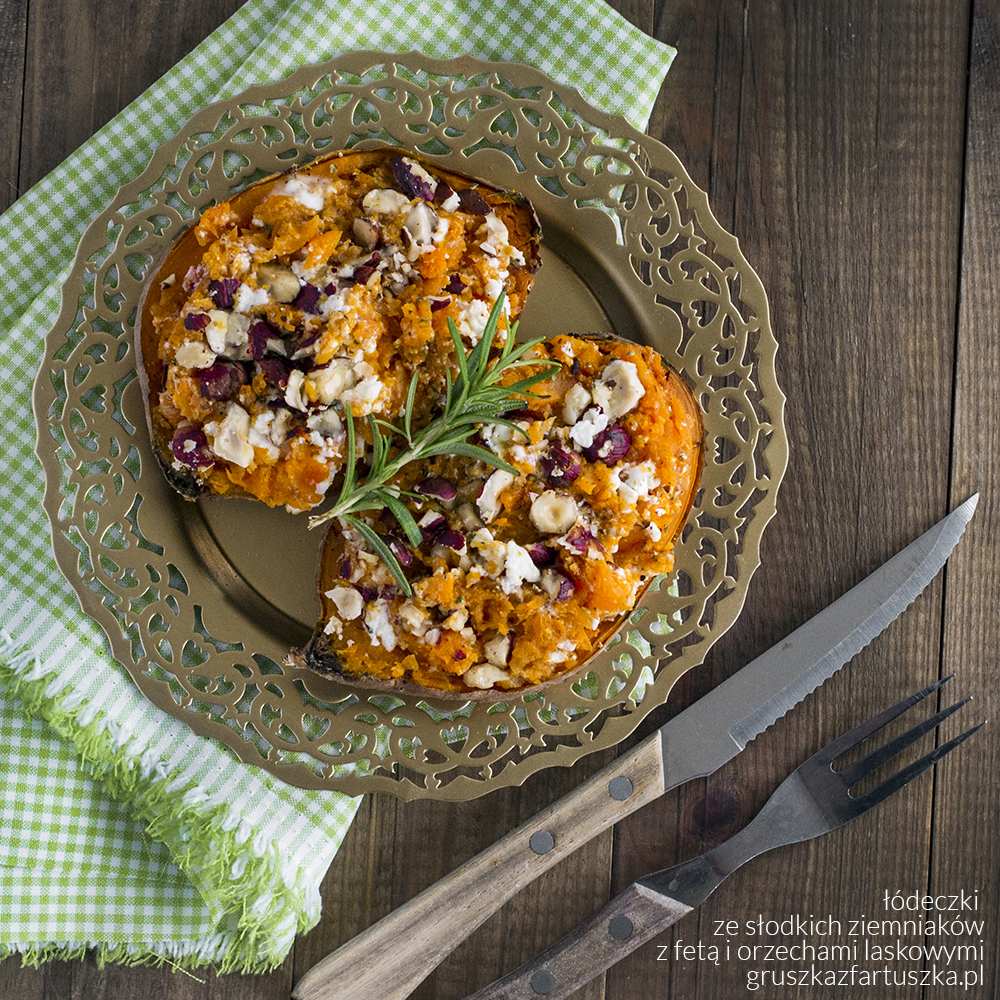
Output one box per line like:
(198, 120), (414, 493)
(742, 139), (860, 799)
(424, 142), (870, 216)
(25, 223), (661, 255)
(0, 0), (676, 975)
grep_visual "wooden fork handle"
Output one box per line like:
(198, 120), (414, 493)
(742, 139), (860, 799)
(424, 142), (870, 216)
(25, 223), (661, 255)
(291, 732), (666, 1000)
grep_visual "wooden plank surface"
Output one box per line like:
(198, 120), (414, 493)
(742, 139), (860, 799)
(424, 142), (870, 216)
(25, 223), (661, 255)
(2, 1), (997, 998)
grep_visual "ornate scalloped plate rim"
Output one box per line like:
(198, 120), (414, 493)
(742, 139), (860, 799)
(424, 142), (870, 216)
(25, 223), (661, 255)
(33, 51), (787, 799)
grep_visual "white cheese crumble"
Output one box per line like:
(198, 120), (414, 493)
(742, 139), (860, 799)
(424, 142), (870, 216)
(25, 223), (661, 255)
(592, 359), (645, 419)
(233, 283), (270, 313)
(611, 461), (661, 507)
(363, 599), (397, 651)
(453, 298), (493, 345)
(325, 586), (364, 621)
(463, 663), (512, 690)
(501, 540), (541, 595)
(269, 174), (332, 213)
(568, 406), (610, 449)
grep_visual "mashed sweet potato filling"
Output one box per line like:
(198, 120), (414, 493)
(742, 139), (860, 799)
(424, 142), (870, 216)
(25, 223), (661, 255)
(141, 149), (539, 511)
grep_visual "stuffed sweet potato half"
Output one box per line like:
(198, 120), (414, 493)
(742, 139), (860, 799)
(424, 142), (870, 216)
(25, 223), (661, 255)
(135, 147), (541, 511)
(288, 333), (703, 699)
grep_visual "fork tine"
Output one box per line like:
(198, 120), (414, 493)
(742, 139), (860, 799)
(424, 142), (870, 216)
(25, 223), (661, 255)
(810, 674), (953, 766)
(837, 696), (972, 787)
(851, 720), (986, 811)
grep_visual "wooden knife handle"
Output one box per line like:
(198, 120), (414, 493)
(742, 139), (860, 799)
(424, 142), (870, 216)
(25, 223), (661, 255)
(291, 732), (667, 1000)
(460, 883), (693, 1000)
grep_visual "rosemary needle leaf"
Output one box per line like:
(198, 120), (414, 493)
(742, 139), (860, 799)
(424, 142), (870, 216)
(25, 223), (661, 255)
(347, 516), (412, 595)
(381, 493), (424, 547)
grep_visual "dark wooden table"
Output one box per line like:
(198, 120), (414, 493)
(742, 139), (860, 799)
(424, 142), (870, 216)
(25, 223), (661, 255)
(3, 1), (998, 997)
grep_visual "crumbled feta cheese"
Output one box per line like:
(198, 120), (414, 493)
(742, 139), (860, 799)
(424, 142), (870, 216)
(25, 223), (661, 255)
(471, 528), (506, 575)
(592, 359), (645, 419)
(463, 663), (512, 690)
(269, 174), (332, 213)
(306, 359), (355, 406)
(325, 586), (364, 621)
(477, 469), (514, 523)
(233, 283), (270, 313)
(364, 599), (397, 651)
(611, 461), (661, 507)
(501, 540), (541, 595)
(307, 408), (344, 439)
(568, 406), (610, 449)
(453, 298), (493, 345)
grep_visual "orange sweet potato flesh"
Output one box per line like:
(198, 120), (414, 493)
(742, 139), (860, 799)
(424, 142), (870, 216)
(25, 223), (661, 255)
(289, 333), (703, 700)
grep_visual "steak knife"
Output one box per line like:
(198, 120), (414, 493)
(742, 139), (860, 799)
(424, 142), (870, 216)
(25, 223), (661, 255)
(292, 495), (977, 1000)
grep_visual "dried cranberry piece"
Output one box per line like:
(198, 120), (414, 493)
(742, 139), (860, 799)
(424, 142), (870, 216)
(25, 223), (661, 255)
(564, 525), (598, 554)
(554, 573), (576, 602)
(184, 312), (209, 331)
(434, 528), (467, 552)
(541, 444), (582, 486)
(457, 188), (490, 216)
(526, 543), (556, 567)
(453, 650), (468, 661)
(391, 156), (436, 200)
(258, 357), (290, 388)
(339, 559), (352, 580)
(292, 283), (321, 314)
(434, 182), (455, 205)
(357, 585), (377, 603)
(195, 361), (248, 400)
(419, 514), (447, 543)
(352, 253), (381, 286)
(381, 534), (413, 567)
(169, 426), (214, 469)
(248, 319), (278, 360)
(430, 297), (450, 312)
(415, 477), (458, 502)
(445, 274), (467, 294)
(208, 277), (238, 308)
(582, 424), (632, 464)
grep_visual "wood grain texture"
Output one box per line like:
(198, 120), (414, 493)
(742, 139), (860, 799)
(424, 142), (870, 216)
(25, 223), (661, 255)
(292, 738), (665, 1000)
(3, 1), (998, 999)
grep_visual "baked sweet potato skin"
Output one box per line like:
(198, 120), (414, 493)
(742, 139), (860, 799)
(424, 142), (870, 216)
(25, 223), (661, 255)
(288, 333), (703, 701)
(136, 146), (542, 510)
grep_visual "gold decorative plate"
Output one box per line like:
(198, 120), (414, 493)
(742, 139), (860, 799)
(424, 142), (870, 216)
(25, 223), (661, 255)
(34, 52), (786, 798)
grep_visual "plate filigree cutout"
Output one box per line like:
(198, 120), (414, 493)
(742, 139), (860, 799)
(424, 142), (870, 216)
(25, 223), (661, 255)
(35, 53), (786, 798)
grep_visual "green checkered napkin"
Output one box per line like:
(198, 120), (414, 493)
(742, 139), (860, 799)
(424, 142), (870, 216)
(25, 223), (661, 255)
(0, 0), (676, 975)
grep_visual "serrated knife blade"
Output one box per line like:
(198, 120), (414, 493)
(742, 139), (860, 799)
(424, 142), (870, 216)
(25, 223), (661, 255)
(292, 495), (978, 1000)
(658, 493), (979, 786)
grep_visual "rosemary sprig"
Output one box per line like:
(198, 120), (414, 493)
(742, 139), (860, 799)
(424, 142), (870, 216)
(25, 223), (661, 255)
(308, 293), (558, 594)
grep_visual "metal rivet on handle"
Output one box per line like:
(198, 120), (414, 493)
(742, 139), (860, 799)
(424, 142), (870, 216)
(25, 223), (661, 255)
(608, 915), (634, 940)
(530, 970), (556, 995)
(529, 830), (555, 854)
(608, 775), (633, 801)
